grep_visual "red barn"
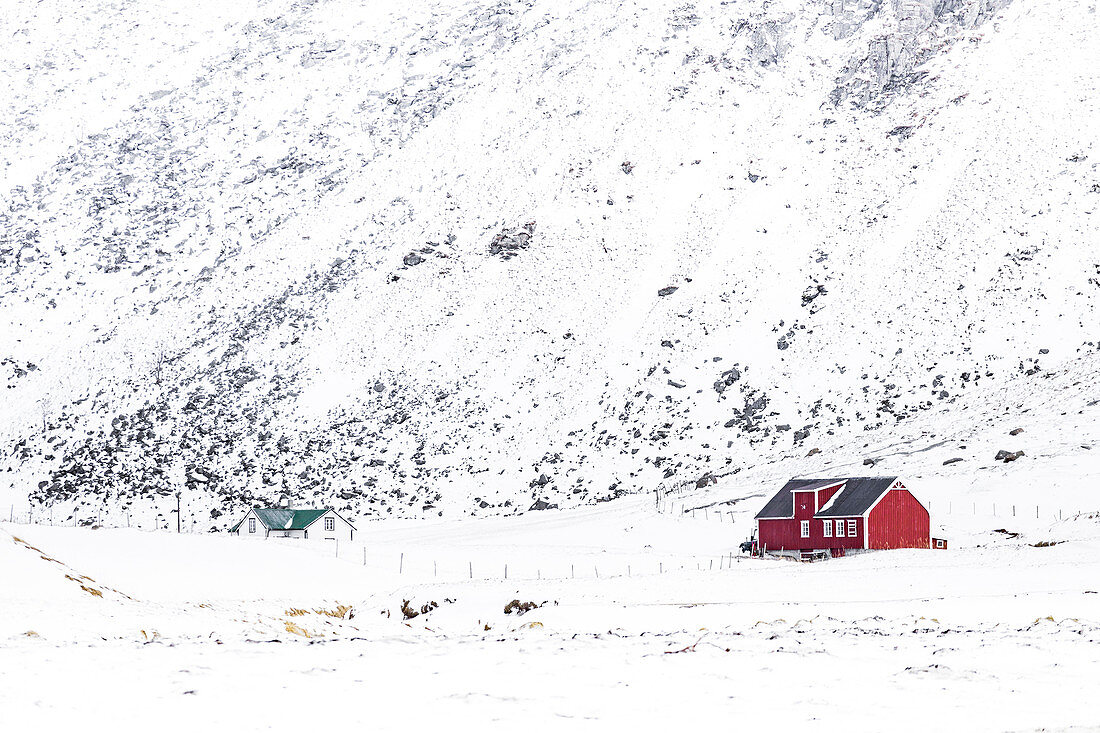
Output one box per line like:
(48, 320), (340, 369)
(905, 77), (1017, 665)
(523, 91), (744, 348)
(754, 476), (930, 559)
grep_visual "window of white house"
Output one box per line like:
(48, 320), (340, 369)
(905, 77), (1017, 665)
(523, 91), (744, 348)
(835, 519), (845, 537)
(823, 520), (832, 537)
(248, 517), (256, 534)
(324, 517), (335, 532)
(847, 519), (857, 536)
(800, 520), (810, 538)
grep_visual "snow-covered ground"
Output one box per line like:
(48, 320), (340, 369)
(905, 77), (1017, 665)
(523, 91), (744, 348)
(3, 494), (1099, 731)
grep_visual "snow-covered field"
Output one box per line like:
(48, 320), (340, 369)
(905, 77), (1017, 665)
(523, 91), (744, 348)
(3, 485), (1100, 731)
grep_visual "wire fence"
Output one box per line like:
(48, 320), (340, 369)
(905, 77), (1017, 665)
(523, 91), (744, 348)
(4, 504), (204, 532)
(653, 491), (1090, 524)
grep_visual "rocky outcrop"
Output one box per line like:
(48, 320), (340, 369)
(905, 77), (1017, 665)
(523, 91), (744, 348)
(829, 0), (1013, 108)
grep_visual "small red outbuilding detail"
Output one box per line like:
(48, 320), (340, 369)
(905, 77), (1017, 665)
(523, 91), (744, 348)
(754, 476), (931, 558)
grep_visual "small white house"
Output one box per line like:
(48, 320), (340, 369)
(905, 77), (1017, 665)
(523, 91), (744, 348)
(229, 507), (356, 542)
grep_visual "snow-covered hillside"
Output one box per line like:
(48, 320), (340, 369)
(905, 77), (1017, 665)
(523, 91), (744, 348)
(2, 0), (1098, 526)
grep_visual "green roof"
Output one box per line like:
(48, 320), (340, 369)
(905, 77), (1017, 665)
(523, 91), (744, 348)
(231, 507), (335, 532)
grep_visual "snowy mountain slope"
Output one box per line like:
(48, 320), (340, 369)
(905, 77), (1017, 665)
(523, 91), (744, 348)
(1, 0), (1098, 525)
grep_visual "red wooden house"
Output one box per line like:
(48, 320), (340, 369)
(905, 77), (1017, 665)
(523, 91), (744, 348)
(754, 476), (930, 558)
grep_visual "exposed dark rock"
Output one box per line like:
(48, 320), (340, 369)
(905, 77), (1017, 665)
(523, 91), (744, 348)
(657, 286), (678, 297)
(994, 450), (1024, 463)
(713, 366), (742, 394)
(695, 473), (717, 489)
(400, 599), (439, 620)
(1009, 428), (1024, 436)
(529, 499), (558, 511)
(487, 222), (536, 260)
(403, 252), (424, 266)
(943, 457), (964, 465)
(504, 599), (543, 615)
(801, 284), (826, 305)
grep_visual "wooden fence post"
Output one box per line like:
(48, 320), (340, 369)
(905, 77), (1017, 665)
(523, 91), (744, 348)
(399, 552), (404, 574)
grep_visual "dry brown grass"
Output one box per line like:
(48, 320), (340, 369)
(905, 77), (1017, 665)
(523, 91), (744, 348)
(284, 605), (352, 619)
(64, 574), (103, 597)
(317, 605), (352, 619)
(284, 621), (312, 638)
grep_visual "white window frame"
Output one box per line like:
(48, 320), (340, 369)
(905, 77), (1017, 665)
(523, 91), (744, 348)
(800, 520), (810, 538)
(823, 520), (832, 537)
(248, 517), (256, 534)
(847, 519), (857, 536)
(324, 516), (335, 532)
(835, 519), (845, 537)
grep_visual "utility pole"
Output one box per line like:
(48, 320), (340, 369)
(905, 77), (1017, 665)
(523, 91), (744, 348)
(176, 492), (181, 534)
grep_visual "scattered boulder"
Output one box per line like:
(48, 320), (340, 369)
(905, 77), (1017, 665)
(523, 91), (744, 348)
(488, 222), (536, 260)
(695, 473), (717, 489)
(504, 599), (543, 616)
(713, 366), (742, 394)
(806, 447), (821, 457)
(994, 450), (1024, 463)
(943, 457), (964, 466)
(862, 458), (876, 466)
(400, 599), (439, 620)
(801, 284), (826, 305)
(402, 252), (424, 266)
(621, 161), (634, 174)
(657, 286), (679, 297)
(529, 499), (558, 511)
(1009, 428), (1024, 436)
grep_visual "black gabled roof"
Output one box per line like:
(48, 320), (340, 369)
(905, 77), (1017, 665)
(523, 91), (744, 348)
(755, 477), (898, 519)
(814, 477), (897, 517)
(755, 478), (847, 519)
